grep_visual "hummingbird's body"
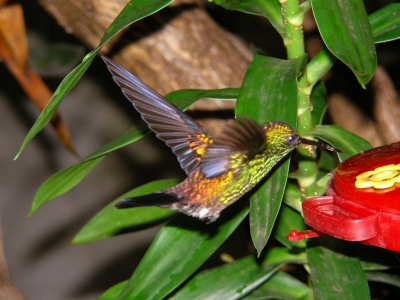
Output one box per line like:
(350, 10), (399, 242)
(162, 122), (297, 222)
(103, 57), (337, 222)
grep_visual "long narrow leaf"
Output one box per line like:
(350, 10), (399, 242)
(211, 0), (284, 35)
(307, 237), (370, 299)
(369, 3), (400, 43)
(307, 125), (371, 161)
(98, 251), (307, 300)
(274, 205), (306, 249)
(30, 156), (104, 215)
(243, 271), (312, 300)
(264, 247), (307, 265)
(307, 4), (400, 85)
(366, 271), (400, 288)
(310, 0), (376, 87)
(310, 82), (327, 126)
(353, 244), (400, 271)
(118, 204), (249, 299)
(98, 246), (308, 300)
(235, 55), (307, 255)
(15, 0), (174, 159)
(72, 179), (180, 244)
(97, 281), (127, 300)
(170, 256), (280, 300)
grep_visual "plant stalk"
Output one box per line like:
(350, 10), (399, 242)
(281, 0), (317, 196)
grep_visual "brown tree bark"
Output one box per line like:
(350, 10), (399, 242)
(36, 0), (253, 132)
(36, 0), (251, 91)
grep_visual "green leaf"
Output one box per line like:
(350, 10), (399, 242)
(118, 204), (249, 299)
(29, 125), (146, 215)
(15, 53), (94, 160)
(353, 244), (400, 271)
(29, 89), (238, 215)
(310, 0), (376, 87)
(307, 4), (400, 87)
(307, 237), (370, 300)
(170, 256), (280, 300)
(15, 0), (174, 159)
(250, 163), (290, 255)
(365, 271), (400, 288)
(307, 125), (371, 161)
(248, 161), (291, 256)
(211, 0), (284, 35)
(235, 55), (307, 255)
(97, 281), (127, 300)
(274, 205), (306, 249)
(361, 261), (393, 272)
(310, 82), (327, 126)
(316, 173), (331, 196)
(316, 149), (338, 195)
(243, 271), (312, 300)
(318, 148), (337, 178)
(283, 182), (302, 213)
(264, 247), (307, 265)
(72, 179), (180, 244)
(369, 3), (400, 43)
(30, 156), (105, 216)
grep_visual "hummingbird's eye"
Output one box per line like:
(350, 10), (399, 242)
(286, 134), (299, 145)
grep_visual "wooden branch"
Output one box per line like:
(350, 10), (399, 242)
(36, 0), (251, 92)
(37, 0), (252, 131)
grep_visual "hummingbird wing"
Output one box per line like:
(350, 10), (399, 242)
(201, 117), (266, 178)
(103, 57), (215, 175)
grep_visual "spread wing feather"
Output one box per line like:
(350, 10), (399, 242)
(103, 57), (214, 175)
(201, 118), (266, 178)
(103, 57), (266, 179)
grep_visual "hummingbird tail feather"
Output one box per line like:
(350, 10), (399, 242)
(115, 192), (224, 223)
(115, 192), (179, 209)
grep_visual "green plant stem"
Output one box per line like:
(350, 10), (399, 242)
(281, 0), (317, 195)
(299, 49), (336, 197)
(281, 0), (305, 59)
(307, 49), (337, 86)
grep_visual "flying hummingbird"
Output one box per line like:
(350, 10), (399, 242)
(103, 57), (338, 223)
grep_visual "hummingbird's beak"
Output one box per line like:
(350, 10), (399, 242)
(299, 137), (341, 153)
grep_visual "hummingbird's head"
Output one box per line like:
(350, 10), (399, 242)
(262, 122), (300, 153)
(262, 122), (338, 153)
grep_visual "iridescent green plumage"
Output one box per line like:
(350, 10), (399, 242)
(103, 57), (337, 222)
